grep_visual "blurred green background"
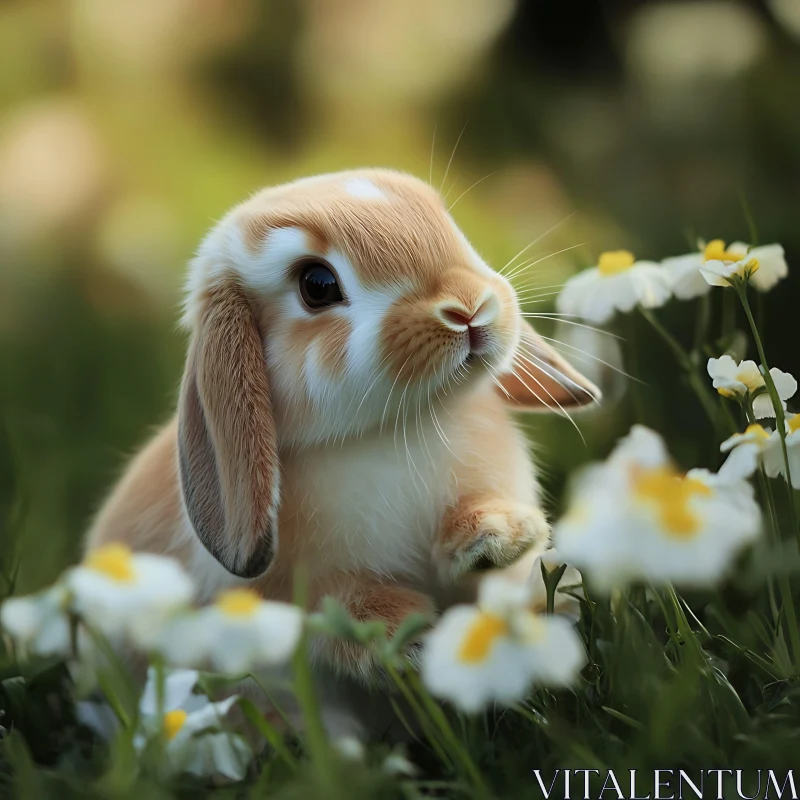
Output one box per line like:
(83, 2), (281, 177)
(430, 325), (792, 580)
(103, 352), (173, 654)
(2, 0), (800, 594)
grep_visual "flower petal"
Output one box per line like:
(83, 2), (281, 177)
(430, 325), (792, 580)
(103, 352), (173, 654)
(140, 668), (199, 716)
(717, 443), (760, 482)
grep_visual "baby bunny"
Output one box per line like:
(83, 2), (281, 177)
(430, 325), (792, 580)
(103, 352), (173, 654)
(86, 169), (599, 682)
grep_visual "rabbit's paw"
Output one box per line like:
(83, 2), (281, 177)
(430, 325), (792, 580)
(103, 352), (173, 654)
(437, 499), (550, 581)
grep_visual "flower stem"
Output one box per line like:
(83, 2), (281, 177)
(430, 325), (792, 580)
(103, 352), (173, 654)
(399, 669), (489, 796)
(735, 285), (799, 545)
(639, 308), (733, 437)
(291, 571), (339, 791)
(743, 406), (781, 616)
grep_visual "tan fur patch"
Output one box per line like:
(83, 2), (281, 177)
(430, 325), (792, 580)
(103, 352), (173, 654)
(381, 297), (457, 381)
(436, 495), (550, 580)
(308, 571), (435, 682)
(236, 170), (465, 290)
(241, 208), (330, 257)
(318, 316), (350, 378)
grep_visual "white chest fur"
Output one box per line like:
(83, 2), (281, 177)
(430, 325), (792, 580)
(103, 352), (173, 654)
(281, 414), (459, 584)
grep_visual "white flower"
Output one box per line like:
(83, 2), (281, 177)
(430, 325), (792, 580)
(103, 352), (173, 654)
(707, 355), (797, 418)
(65, 544), (194, 642)
(0, 584), (71, 657)
(697, 239), (787, 290)
(333, 736), (365, 761)
(420, 574), (585, 713)
(527, 549), (583, 622)
(556, 250), (672, 324)
(719, 423), (779, 482)
(134, 667), (252, 780)
(661, 252), (711, 300)
(747, 244), (789, 291)
(383, 751), (418, 777)
(553, 425), (762, 591)
(757, 414), (800, 489)
(152, 588), (304, 675)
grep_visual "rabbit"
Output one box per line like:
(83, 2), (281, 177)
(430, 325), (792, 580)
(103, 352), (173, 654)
(85, 168), (599, 685)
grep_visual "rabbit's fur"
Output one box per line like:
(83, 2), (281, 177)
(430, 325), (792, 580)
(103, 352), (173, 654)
(86, 169), (598, 689)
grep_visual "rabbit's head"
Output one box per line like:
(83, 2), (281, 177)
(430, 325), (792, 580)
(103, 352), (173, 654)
(178, 169), (598, 577)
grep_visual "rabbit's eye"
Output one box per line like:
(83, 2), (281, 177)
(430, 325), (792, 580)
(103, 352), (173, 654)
(299, 262), (344, 309)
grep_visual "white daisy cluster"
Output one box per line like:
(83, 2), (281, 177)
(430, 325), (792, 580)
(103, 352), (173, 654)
(0, 542), (304, 676)
(553, 425), (762, 591)
(0, 543), (307, 780)
(557, 238), (788, 323)
(80, 667), (253, 780)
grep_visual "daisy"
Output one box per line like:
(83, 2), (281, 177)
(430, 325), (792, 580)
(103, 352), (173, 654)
(664, 240), (787, 296)
(65, 544), (194, 643)
(707, 355), (797, 418)
(383, 750), (418, 777)
(553, 425), (762, 591)
(134, 667), (252, 780)
(719, 423), (780, 482)
(333, 736), (366, 761)
(763, 414), (800, 489)
(661, 251), (712, 300)
(420, 574), (585, 713)
(0, 584), (71, 658)
(150, 588), (304, 675)
(698, 239), (787, 291)
(556, 250), (672, 324)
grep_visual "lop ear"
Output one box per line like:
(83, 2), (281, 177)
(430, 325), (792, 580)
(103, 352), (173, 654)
(496, 320), (601, 412)
(178, 278), (279, 578)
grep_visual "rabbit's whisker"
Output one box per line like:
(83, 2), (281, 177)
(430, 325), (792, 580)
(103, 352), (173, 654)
(530, 335), (643, 384)
(353, 351), (392, 424)
(511, 355), (586, 445)
(512, 281), (567, 294)
(447, 170), (499, 211)
(498, 211), (577, 276)
(429, 122), (437, 187)
(416, 391), (435, 473)
(520, 314), (623, 339)
(489, 371), (513, 401)
(505, 243), (585, 282)
(515, 291), (562, 305)
(380, 352), (413, 433)
(398, 369), (431, 497)
(440, 119), (469, 199)
(515, 349), (584, 408)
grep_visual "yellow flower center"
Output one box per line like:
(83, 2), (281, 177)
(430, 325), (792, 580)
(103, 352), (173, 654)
(632, 466), (712, 539)
(458, 612), (509, 664)
(703, 239), (740, 262)
(216, 588), (261, 617)
(84, 543), (135, 583)
(745, 423), (770, 440)
(597, 250), (635, 276)
(736, 370), (764, 393)
(163, 709), (188, 740)
(745, 258), (760, 276)
(788, 416), (800, 434)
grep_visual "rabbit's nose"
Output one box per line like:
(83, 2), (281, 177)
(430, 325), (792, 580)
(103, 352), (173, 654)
(436, 293), (500, 332)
